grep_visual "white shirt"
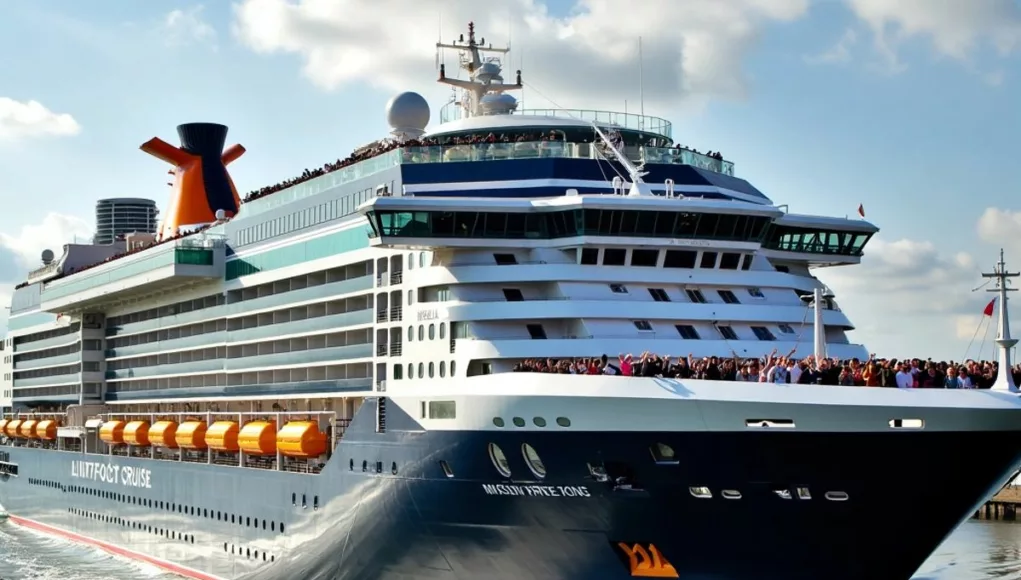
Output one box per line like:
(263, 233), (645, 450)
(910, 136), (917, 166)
(895, 370), (914, 389)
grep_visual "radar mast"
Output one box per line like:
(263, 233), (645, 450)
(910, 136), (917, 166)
(437, 22), (523, 119)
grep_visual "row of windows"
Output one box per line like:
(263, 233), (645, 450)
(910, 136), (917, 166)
(14, 323), (80, 348)
(66, 483), (286, 534)
(580, 247), (754, 271)
(224, 541), (276, 563)
(392, 360), (457, 380)
(368, 208), (773, 244)
(69, 507), (197, 544)
(634, 322), (793, 341)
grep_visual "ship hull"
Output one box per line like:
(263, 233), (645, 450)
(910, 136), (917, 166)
(2, 399), (1020, 580)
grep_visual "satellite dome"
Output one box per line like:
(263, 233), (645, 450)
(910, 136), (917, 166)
(41, 249), (54, 265)
(479, 93), (518, 116)
(385, 92), (430, 139)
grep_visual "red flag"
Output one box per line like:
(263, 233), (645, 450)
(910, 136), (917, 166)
(984, 298), (996, 317)
(857, 204), (865, 218)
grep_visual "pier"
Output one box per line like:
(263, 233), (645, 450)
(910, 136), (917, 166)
(977, 485), (1021, 520)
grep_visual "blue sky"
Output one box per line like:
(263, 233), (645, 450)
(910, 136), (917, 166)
(0, 0), (1019, 360)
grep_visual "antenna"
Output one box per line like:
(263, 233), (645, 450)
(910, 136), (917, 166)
(591, 123), (650, 197)
(983, 248), (1019, 392)
(639, 36), (645, 131)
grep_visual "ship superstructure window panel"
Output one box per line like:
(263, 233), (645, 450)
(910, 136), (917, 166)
(764, 225), (872, 256)
(648, 288), (671, 302)
(686, 289), (707, 304)
(368, 208), (772, 243)
(663, 250), (698, 269)
(630, 249), (659, 267)
(718, 290), (740, 304)
(634, 320), (653, 331)
(717, 325), (738, 340)
(603, 248), (626, 266)
(675, 325), (700, 340)
(752, 326), (776, 341)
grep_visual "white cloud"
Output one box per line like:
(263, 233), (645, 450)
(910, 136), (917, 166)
(846, 0), (1021, 74)
(977, 207), (1021, 256)
(821, 237), (992, 359)
(164, 5), (217, 49)
(232, 0), (810, 111)
(0, 212), (93, 270)
(0, 98), (81, 142)
(804, 28), (857, 65)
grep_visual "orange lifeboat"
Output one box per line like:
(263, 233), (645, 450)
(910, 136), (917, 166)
(206, 421), (239, 452)
(19, 419), (39, 439)
(6, 419), (23, 438)
(99, 420), (126, 445)
(150, 421), (179, 449)
(277, 421), (328, 459)
(36, 420), (59, 441)
(238, 421), (276, 456)
(124, 421), (151, 446)
(0, 419), (8, 435)
(177, 421), (208, 450)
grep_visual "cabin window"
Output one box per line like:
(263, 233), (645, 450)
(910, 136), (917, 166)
(603, 249), (626, 266)
(700, 252), (718, 268)
(630, 249), (658, 267)
(488, 443), (512, 477)
(440, 460), (454, 478)
(428, 401), (456, 419)
(675, 325), (700, 339)
(521, 443), (547, 479)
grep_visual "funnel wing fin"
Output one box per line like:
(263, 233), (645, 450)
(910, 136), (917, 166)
(140, 137), (191, 166)
(221, 144), (246, 166)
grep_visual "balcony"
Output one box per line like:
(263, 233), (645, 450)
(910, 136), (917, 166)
(40, 234), (227, 314)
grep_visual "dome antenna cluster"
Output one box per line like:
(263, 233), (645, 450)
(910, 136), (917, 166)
(436, 21), (522, 119)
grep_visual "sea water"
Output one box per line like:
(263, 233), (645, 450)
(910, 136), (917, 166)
(0, 518), (1017, 579)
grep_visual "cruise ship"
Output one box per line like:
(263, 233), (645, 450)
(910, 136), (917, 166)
(3, 22), (1021, 580)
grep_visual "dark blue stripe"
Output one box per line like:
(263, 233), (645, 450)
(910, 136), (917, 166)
(406, 186), (736, 199)
(400, 158), (770, 200)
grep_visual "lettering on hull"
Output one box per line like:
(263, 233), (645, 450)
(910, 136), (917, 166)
(616, 543), (679, 578)
(481, 483), (591, 497)
(71, 460), (152, 489)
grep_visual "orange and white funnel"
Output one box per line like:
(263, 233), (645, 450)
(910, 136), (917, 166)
(141, 123), (245, 241)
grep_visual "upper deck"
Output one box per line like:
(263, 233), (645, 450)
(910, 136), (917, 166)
(39, 234), (227, 314)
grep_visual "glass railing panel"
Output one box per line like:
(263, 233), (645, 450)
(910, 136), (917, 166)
(14, 334), (80, 353)
(105, 358), (223, 380)
(228, 276), (373, 315)
(105, 331), (227, 359)
(514, 109), (673, 139)
(241, 150), (402, 217)
(13, 373), (81, 388)
(641, 147), (734, 176)
(14, 352), (81, 371)
(227, 310), (373, 344)
(223, 343), (372, 371)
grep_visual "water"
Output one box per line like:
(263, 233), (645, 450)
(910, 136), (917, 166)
(0, 518), (1018, 579)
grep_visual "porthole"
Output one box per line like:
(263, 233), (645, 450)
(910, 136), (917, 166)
(521, 443), (547, 479)
(533, 417), (546, 427)
(407, 326), (414, 342)
(407, 363), (414, 379)
(689, 486), (712, 499)
(429, 324), (435, 340)
(280, 523), (285, 533)
(493, 417), (505, 428)
(796, 487), (812, 500)
(825, 491), (849, 502)
(362, 460), (367, 472)
(349, 458), (354, 471)
(440, 361), (446, 377)
(439, 323), (446, 339)
(721, 490), (742, 500)
(428, 362), (435, 378)
(391, 462), (398, 475)
(417, 362), (424, 377)
(439, 460), (454, 478)
(417, 326), (424, 341)
(488, 443), (512, 477)
(512, 417), (525, 427)
(556, 417), (571, 427)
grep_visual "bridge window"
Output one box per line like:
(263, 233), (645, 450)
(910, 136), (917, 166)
(603, 249), (626, 266)
(367, 209), (772, 243)
(764, 225), (872, 256)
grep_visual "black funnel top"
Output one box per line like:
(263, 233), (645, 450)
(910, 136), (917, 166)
(177, 123), (228, 156)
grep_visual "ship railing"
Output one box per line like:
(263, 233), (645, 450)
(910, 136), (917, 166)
(433, 259), (551, 268)
(377, 344), (388, 356)
(390, 272), (403, 284)
(389, 343), (403, 356)
(390, 306), (403, 321)
(376, 309), (389, 322)
(437, 104), (673, 139)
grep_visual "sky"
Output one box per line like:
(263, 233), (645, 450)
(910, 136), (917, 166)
(0, 0), (1019, 361)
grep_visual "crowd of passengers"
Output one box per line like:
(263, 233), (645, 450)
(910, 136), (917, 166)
(14, 225), (214, 290)
(241, 130), (725, 204)
(512, 350), (1016, 388)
